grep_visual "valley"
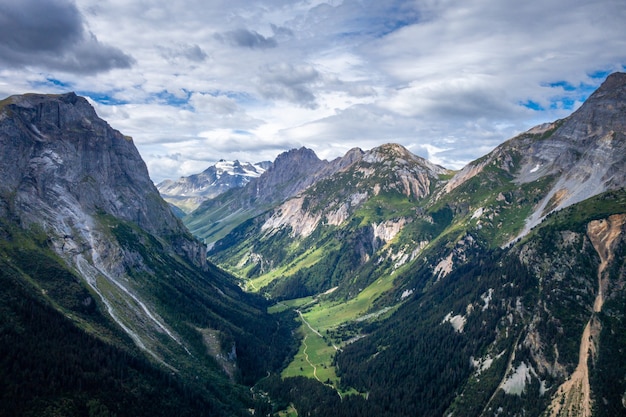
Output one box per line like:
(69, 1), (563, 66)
(1, 73), (626, 417)
(185, 72), (626, 417)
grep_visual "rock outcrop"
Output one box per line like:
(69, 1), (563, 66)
(0, 92), (205, 268)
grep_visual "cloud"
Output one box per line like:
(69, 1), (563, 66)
(257, 63), (321, 108)
(158, 43), (208, 63)
(0, 0), (134, 74)
(215, 29), (277, 49)
(2, 0), (624, 183)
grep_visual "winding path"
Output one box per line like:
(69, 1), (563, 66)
(296, 309), (339, 351)
(302, 335), (320, 382)
(295, 308), (343, 399)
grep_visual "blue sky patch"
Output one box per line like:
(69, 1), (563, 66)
(549, 96), (577, 110)
(31, 77), (73, 91)
(588, 69), (612, 79)
(520, 100), (544, 111)
(152, 90), (191, 107)
(545, 80), (577, 91)
(79, 91), (129, 106)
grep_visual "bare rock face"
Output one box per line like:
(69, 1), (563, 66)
(513, 72), (626, 235)
(0, 92), (205, 268)
(441, 73), (626, 241)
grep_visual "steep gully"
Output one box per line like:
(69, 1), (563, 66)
(548, 214), (625, 417)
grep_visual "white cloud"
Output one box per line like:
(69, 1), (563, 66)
(0, 0), (625, 183)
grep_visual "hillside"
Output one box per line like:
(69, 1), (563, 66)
(197, 72), (626, 416)
(2, 72), (625, 417)
(0, 93), (295, 416)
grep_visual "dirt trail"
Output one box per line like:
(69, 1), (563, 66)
(548, 214), (625, 417)
(302, 335), (321, 382)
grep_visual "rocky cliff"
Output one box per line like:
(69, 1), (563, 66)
(0, 92), (206, 267)
(0, 93), (293, 380)
(441, 72), (626, 243)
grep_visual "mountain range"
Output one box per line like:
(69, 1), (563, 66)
(157, 159), (271, 213)
(181, 72), (626, 416)
(1, 72), (625, 417)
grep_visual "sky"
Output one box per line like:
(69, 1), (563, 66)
(1, 0), (625, 183)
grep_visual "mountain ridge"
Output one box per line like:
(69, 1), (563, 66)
(157, 159), (271, 213)
(193, 73), (626, 417)
(0, 92), (295, 416)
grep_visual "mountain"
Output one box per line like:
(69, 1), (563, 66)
(184, 146), (334, 247)
(199, 73), (626, 417)
(0, 93), (295, 416)
(208, 142), (451, 299)
(157, 159), (271, 213)
(441, 71), (626, 245)
(2, 73), (625, 417)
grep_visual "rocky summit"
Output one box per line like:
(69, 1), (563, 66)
(157, 159), (271, 213)
(0, 92), (203, 262)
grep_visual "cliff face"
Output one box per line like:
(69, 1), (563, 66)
(0, 93), (210, 363)
(440, 73), (626, 242)
(0, 92), (296, 415)
(0, 92), (205, 268)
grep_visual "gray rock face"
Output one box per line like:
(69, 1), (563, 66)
(0, 92), (206, 266)
(513, 72), (626, 234)
(0, 92), (214, 363)
(443, 73), (626, 241)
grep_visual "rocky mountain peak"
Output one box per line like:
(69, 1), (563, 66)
(272, 146), (322, 170)
(369, 142), (413, 158)
(0, 92), (98, 131)
(252, 147), (328, 199)
(363, 142), (449, 176)
(591, 71), (626, 97)
(157, 159), (270, 212)
(0, 92), (205, 268)
(555, 71), (626, 142)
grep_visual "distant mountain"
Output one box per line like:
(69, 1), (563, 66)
(0, 93), (294, 416)
(184, 146), (335, 247)
(197, 73), (626, 417)
(157, 159), (271, 213)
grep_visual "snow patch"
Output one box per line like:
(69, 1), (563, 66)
(530, 163), (541, 173)
(401, 289), (413, 299)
